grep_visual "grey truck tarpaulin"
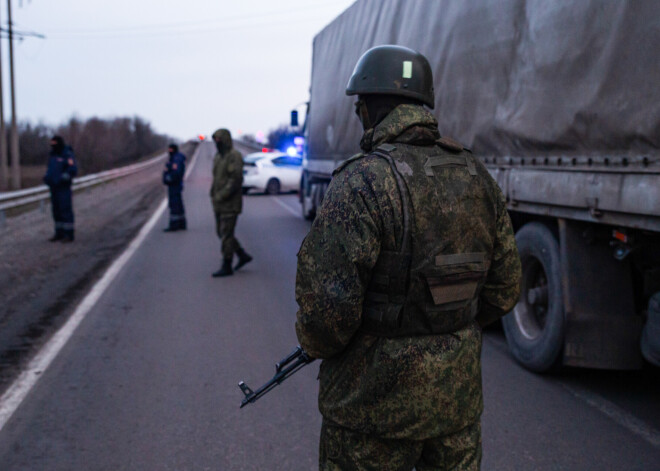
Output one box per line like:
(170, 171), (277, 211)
(307, 0), (660, 163)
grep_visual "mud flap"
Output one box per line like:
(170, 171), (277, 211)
(641, 293), (660, 366)
(560, 219), (643, 369)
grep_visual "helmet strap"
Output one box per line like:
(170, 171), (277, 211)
(355, 99), (372, 130)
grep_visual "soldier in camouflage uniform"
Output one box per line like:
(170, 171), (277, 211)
(210, 128), (252, 277)
(295, 45), (522, 470)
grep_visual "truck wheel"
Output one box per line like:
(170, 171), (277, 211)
(502, 222), (565, 372)
(301, 177), (316, 220)
(265, 178), (280, 195)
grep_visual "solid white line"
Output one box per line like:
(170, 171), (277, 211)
(272, 196), (301, 218)
(562, 383), (660, 449)
(184, 143), (203, 178)
(0, 144), (203, 433)
(0, 199), (167, 432)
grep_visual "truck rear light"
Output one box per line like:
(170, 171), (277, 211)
(613, 230), (628, 243)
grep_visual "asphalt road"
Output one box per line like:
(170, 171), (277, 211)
(0, 146), (180, 390)
(0, 141), (658, 470)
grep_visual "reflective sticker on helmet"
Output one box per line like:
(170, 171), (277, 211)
(402, 61), (413, 79)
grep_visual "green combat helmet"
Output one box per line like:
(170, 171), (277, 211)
(346, 45), (435, 108)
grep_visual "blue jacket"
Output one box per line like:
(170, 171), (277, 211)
(163, 151), (186, 188)
(44, 146), (77, 188)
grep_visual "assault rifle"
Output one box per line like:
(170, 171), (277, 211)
(238, 345), (314, 408)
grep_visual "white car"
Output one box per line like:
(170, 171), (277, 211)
(242, 152), (302, 195)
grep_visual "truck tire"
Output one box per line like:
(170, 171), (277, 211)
(502, 222), (565, 372)
(301, 175), (316, 220)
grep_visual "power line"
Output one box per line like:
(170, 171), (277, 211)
(39, 0), (350, 36)
(41, 13), (342, 40)
(0, 26), (44, 39)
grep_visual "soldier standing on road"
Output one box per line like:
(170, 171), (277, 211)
(295, 45), (522, 470)
(210, 128), (252, 277)
(43, 135), (78, 243)
(163, 143), (187, 232)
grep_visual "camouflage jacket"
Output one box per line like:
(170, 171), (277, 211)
(210, 129), (243, 214)
(295, 104), (521, 439)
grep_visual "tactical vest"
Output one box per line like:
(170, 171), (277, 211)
(338, 140), (491, 337)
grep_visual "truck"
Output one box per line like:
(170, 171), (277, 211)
(296, 0), (660, 372)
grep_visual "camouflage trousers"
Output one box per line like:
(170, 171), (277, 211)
(319, 420), (481, 471)
(214, 212), (243, 259)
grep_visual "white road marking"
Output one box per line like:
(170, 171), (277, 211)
(272, 196), (301, 218)
(184, 144), (202, 178)
(0, 145), (202, 433)
(562, 384), (660, 449)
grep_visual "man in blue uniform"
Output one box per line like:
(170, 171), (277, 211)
(163, 143), (187, 232)
(43, 135), (77, 242)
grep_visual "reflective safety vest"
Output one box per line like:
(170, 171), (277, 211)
(337, 141), (492, 337)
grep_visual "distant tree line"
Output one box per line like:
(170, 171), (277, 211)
(18, 116), (172, 174)
(239, 133), (261, 147)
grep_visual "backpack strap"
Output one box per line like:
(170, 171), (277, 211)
(371, 144), (412, 256)
(360, 144), (415, 336)
(332, 153), (366, 176)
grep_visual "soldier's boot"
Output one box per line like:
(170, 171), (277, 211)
(180, 218), (187, 231)
(49, 228), (64, 242)
(212, 258), (234, 277)
(61, 230), (75, 243)
(234, 248), (253, 271)
(163, 222), (179, 232)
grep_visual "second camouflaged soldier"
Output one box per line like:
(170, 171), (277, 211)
(210, 128), (252, 277)
(295, 46), (522, 470)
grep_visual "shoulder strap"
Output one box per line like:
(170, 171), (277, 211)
(437, 136), (472, 153)
(333, 144), (413, 256)
(370, 144), (412, 260)
(332, 153), (365, 176)
(426, 137), (477, 176)
(359, 144), (414, 337)
(437, 136), (464, 152)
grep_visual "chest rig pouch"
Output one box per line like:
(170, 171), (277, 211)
(360, 142), (487, 337)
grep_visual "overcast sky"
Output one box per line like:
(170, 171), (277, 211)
(6, 0), (356, 141)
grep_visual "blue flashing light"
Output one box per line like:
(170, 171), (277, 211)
(286, 146), (298, 156)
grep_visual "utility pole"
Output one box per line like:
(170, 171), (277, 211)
(7, 0), (20, 190)
(0, 4), (7, 190)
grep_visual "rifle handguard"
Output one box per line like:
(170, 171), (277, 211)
(238, 346), (313, 408)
